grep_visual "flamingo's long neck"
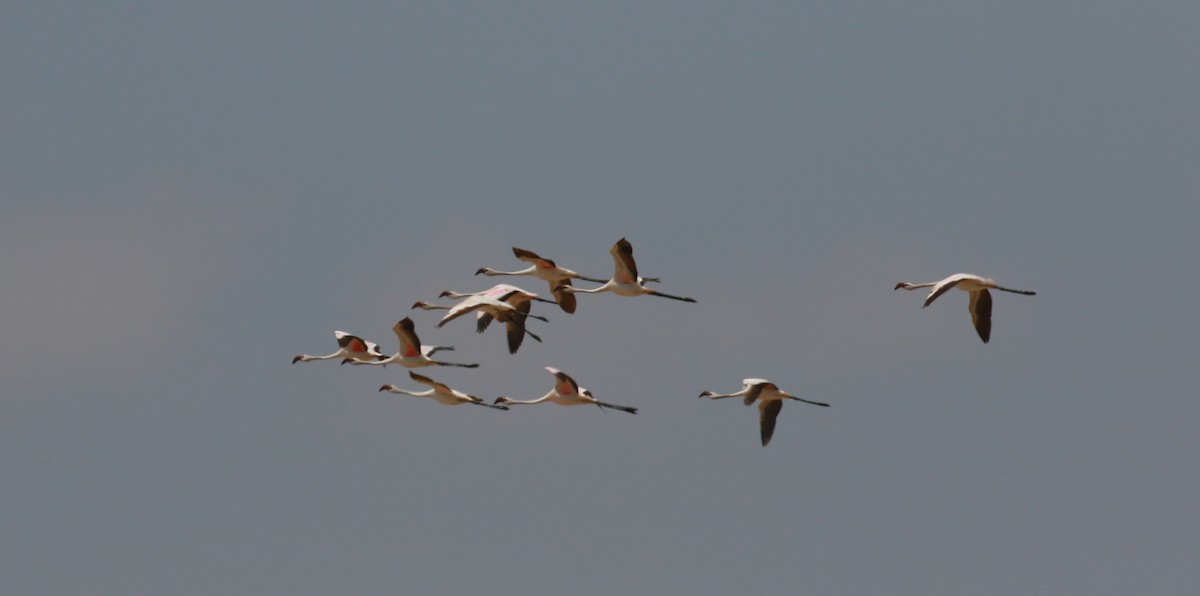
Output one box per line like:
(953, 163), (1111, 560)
(298, 352), (341, 362)
(508, 392), (553, 405)
(388, 388), (432, 398)
(570, 281), (615, 294)
(484, 267), (535, 277)
(704, 389), (746, 400)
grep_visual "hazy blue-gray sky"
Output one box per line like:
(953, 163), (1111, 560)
(4, 2), (1199, 594)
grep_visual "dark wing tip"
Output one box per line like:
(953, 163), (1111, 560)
(760, 400), (783, 446)
(972, 289), (993, 343)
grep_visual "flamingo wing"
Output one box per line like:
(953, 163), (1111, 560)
(409, 371), (452, 394)
(438, 297), (486, 327)
(759, 400), (784, 446)
(505, 301), (531, 354)
(551, 280), (577, 314)
(393, 318), (426, 358)
(743, 381), (768, 406)
(476, 312), (495, 333)
(611, 238), (639, 285)
(335, 331), (369, 354)
(513, 247), (558, 270)
(546, 367), (580, 396)
(923, 276), (965, 307)
(969, 289), (993, 343)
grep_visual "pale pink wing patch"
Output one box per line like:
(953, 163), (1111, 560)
(553, 372), (579, 396)
(612, 239), (639, 284)
(485, 286), (513, 299)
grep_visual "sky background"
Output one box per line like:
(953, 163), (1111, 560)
(4, 2), (1199, 594)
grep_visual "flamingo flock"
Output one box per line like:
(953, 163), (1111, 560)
(293, 238), (1036, 446)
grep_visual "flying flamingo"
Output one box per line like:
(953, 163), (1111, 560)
(355, 318), (480, 369)
(894, 273), (1036, 343)
(699, 378), (829, 447)
(292, 330), (392, 365)
(413, 286), (550, 349)
(475, 247), (607, 313)
(562, 238), (696, 303)
(379, 371), (508, 410)
(495, 367), (638, 414)
(443, 284), (558, 353)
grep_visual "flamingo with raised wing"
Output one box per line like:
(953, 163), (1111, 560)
(563, 238), (696, 303)
(292, 330), (390, 365)
(356, 318), (480, 369)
